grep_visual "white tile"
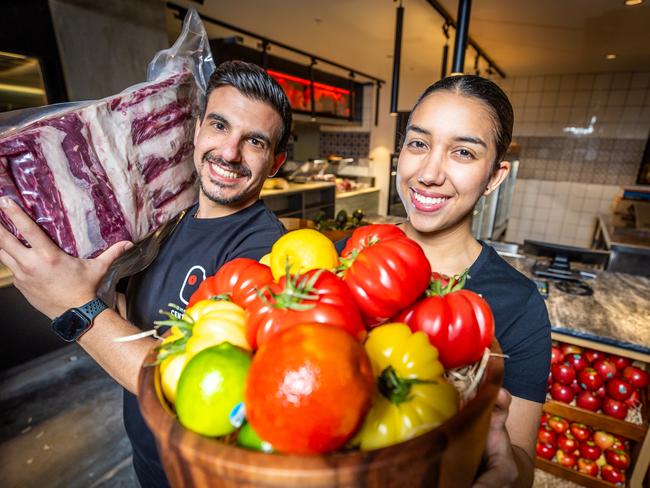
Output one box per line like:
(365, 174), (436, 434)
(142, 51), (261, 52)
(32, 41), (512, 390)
(594, 73), (613, 90)
(539, 107), (554, 122)
(544, 76), (561, 91)
(630, 72), (650, 89)
(541, 91), (558, 107)
(585, 184), (603, 198)
(553, 107), (570, 123)
(521, 206), (536, 220)
(573, 91), (592, 107)
(557, 91), (575, 107)
(540, 180), (555, 195)
(569, 182), (587, 195)
(526, 92), (542, 107)
(599, 200), (612, 214)
(591, 90), (609, 106)
(522, 107), (539, 122)
(528, 76), (544, 91)
(560, 74), (577, 91)
(603, 106), (624, 123)
(536, 207), (551, 220)
(577, 74), (595, 90)
(581, 198), (600, 212)
(519, 219), (533, 236)
(608, 90), (627, 107)
(514, 77), (529, 92)
(625, 89), (646, 107)
(549, 206), (565, 221)
(638, 106), (650, 123)
(612, 72), (632, 90)
(554, 181), (570, 195)
(602, 185), (621, 200)
(510, 204), (521, 218)
(537, 195), (552, 209)
(622, 106), (642, 123)
(527, 180), (541, 193)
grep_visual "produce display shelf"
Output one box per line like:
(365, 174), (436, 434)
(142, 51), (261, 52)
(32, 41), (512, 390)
(535, 458), (620, 488)
(543, 400), (648, 442)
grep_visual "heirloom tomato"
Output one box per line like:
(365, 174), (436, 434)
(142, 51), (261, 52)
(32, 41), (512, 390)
(339, 224), (431, 326)
(246, 269), (365, 349)
(269, 229), (339, 280)
(355, 323), (458, 451)
(395, 272), (494, 369)
(187, 258), (272, 309)
(245, 324), (375, 454)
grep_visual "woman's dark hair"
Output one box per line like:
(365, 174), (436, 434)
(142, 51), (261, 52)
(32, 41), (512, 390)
(410, 75), (514, 167)
(202, 60), (292, 155)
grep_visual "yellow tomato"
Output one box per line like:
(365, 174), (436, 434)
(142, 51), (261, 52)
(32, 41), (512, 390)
(259, 253), (271, 266)
(269, 229), (338, 280)
(160, 352), (189, 404)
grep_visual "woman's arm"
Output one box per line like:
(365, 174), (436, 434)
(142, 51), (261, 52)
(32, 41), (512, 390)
(473, 390), (542, 488)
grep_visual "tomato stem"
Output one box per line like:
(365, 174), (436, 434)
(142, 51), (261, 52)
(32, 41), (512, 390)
(377, 365), (435, 404)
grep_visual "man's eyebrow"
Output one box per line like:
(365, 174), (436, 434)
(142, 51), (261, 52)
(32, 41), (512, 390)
(206, 113), (230, 127)
(454, 136), (487, 148)
(405, 124), (430, 136)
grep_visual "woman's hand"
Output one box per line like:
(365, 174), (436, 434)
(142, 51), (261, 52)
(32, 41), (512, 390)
(473, 388), (519, 487)
(0, 197), (132, 318)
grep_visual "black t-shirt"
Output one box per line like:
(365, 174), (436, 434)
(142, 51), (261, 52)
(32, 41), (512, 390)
(123, 200), (285, 488)
(464, 243), (551, 403)
(336, 237), (552, 403)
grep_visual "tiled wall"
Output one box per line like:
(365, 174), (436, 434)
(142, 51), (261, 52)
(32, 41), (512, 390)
(507, 180), (619, 247)
(499, 71), (650, 247)
(319, 131), (370, 159)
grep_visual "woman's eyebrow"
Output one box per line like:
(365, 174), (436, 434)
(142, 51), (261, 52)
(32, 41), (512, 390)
(454, 136), (487, 148)
(405, 124), (430, 135)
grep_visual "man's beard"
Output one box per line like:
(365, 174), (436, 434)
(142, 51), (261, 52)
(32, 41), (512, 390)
(199, 153), (255, 205)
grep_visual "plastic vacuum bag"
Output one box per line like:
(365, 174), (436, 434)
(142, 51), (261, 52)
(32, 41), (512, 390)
(0, 9), (215, 259)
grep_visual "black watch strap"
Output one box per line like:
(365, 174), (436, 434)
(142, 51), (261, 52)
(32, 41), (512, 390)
(76, 298), (108, 322)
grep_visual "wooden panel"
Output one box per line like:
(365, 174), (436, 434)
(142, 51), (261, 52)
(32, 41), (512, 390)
(551, 332), (650, 363)
(543, 400), (648, 441)
(535, 458), (619, 488)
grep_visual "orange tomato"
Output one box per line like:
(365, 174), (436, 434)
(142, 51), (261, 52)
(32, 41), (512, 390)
(244, 324), (375, 454)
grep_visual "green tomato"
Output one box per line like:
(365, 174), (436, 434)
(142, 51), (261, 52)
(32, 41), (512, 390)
(237, 422), (274, 453)
(175, 342), (251, 437)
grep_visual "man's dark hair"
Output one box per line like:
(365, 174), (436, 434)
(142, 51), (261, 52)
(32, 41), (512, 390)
(410, 75), (514, 169)
(202, 60), (292, 155)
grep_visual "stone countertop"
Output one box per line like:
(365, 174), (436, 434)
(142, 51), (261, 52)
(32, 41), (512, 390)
(504, 255), (650, 354)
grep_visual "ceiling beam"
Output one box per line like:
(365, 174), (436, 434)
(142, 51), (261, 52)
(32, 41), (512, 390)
(425, 0), (506, 78)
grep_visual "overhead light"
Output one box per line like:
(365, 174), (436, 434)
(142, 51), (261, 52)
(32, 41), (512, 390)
(605, 53), (617, 60)
(624, 0), (643, 6)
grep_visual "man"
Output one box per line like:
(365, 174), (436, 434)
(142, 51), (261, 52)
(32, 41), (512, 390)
(0, 60), (292, 487)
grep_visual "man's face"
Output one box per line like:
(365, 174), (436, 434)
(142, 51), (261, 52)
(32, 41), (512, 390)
(193, 86), (286, 217)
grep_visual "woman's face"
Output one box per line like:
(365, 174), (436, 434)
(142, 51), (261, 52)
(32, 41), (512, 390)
(397, 90), (508, 235)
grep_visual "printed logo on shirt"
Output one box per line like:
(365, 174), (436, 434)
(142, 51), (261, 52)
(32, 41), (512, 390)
(177, 265), (207, 315)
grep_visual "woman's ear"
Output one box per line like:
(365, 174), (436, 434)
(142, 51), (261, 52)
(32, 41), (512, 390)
(484, 160), (511, 196)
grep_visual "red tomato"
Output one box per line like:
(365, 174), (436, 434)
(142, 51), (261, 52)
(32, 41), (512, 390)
(247, 269), (366, 349)
(395, 288), (494, 369)
(340, 224), (431, 326)
(187, 258), (273, 309)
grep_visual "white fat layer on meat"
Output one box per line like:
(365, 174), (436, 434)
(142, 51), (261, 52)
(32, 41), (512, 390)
(84, 102), (140, 238)
(152, 179), (198, 225)
(36, 125), (103, 257)
(86, 78), (195, 241)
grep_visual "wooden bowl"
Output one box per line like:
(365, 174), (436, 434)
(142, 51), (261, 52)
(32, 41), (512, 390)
(138, 341), (504, 488)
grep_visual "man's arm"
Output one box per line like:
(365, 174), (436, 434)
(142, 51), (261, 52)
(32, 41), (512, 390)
(0, 197), (146, 393)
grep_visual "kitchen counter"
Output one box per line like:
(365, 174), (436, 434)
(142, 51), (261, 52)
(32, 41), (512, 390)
(260, 181), (335, 197)
(504, 254), (650, 359)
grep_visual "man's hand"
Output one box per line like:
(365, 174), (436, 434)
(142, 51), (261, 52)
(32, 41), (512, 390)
(473, 388), (519, 488)
(0, 197), (132, 318)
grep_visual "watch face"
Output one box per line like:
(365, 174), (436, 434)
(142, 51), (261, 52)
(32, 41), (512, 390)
(52, 310), (90, 342)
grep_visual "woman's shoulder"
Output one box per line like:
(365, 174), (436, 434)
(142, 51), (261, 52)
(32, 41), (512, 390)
(466, 243), (539, 299)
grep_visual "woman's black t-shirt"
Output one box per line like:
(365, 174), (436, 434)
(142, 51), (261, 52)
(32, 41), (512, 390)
(123, 200), (285, 488)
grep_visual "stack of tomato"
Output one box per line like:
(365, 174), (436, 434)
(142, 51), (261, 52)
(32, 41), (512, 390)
(536, 413), (631, 485)
(150, 224), (495, 455)
(548, 341), (648, 420)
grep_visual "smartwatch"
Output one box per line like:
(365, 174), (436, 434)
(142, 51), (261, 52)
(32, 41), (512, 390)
(51, 298), (108, 342)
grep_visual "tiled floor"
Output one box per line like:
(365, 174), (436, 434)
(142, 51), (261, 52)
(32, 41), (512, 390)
(1, 346), (577, 488)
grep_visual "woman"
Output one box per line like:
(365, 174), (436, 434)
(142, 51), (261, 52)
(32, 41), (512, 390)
(397, 75), (551, 487)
